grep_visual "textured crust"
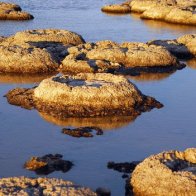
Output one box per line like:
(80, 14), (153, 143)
(60, 41), (183, 74)
(0, 177), (96, 195)
(131, 148), (196, 196)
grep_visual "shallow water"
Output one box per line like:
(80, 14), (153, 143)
(0, 0), (196, 195)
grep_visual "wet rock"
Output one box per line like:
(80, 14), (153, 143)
(96, 187), (111, 196)
(33, 73), (163, 118)
(107, 161), (140, 174)
(0, 29), (85, 73)
(24, 154), (73, 175)
(5, 87), (35, 110)
(60, 41), (183, 75)
(102, 0), (196, 25)
(0, 2), (33, 20)
(149, 34), (196, 59)
(131, 148), (196, 196)
(0, 177), (96, 195)
(62, 126), (103, 138)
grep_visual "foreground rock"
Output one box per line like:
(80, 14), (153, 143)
(102, 0), (196, 25)
(131, 148), (196, 196)
(60, 41), (184, 75)
(0, 2), (33, 20)
(62, 127), (103, 138)
(0, 29), (85, 73)
(6, 73), (163, 119)
(24, 154), (73, 175)
(149, 34), (196, 59)
(0, 177), (96, 195)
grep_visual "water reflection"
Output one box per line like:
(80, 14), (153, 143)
(139, 18), (196, 34)
(186, 59), (196, 69)
(0, 73), (57, 84)
(127, 72), (175, 82)
(39, 112), (137, 130)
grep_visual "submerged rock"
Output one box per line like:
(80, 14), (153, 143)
(60, 41), (184, 74)
(102, 0), (196, 25)
(62, 126), (103, 138)
(5, 73), (163, 119)
(96, 187), (111, 196)
(0, 2), (33, 20)
(149, 34), (196, 59)
(131, 148), (196, 196)
(0, 177), (96, 195)
(24, 154), (73, 175)
(0, 29), (85, 73)
(5, 88), (35, 110)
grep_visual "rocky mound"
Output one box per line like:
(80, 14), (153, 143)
(131, 148), (196, 196)
(102, 0), (196, 25)
(149, 34), (196, 59)
(0, 177), (96, 195)
(0, 29), (85, 73)
(0, 2), (33, 20)
(60, 41), (183, 74)
(33, 73), (163, 118)
(6, 73), (163, 118)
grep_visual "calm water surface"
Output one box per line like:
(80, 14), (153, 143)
(0, 0), (196, 195)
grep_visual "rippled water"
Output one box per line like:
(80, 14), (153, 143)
(0, 0), (196, 195)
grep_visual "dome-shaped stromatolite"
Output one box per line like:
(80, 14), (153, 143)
(149, 34), (196, 59)
(33, 73), (163, 118)
(11, 29), (85, 46)
(0, 29), (85, 73)
(0, 2), (33, 20)
(0, 177), (96, 195)
(131, 148), (196, 196)
(60, 41), (183, 74)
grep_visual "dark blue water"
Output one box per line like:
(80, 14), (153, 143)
(0, 0), (196, 195)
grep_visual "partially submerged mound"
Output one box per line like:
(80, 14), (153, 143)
(5, 73), (163, 118)
(149, 34), (196, 59)
(11, 29), (85, 46)
(102, 0), (196, 25)
(0, 177), (96, 195)
(60, 41), (183, 74)
(131, 148), (196, 196)
(24, 154), (73, 175)
(33, 73), (163, 118)
(101, 4), (131, 14)
(0, 2), (33, 20)
(0, 29), (85, 73)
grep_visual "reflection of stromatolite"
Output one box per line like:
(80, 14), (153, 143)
(39, 112), (137, 130)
